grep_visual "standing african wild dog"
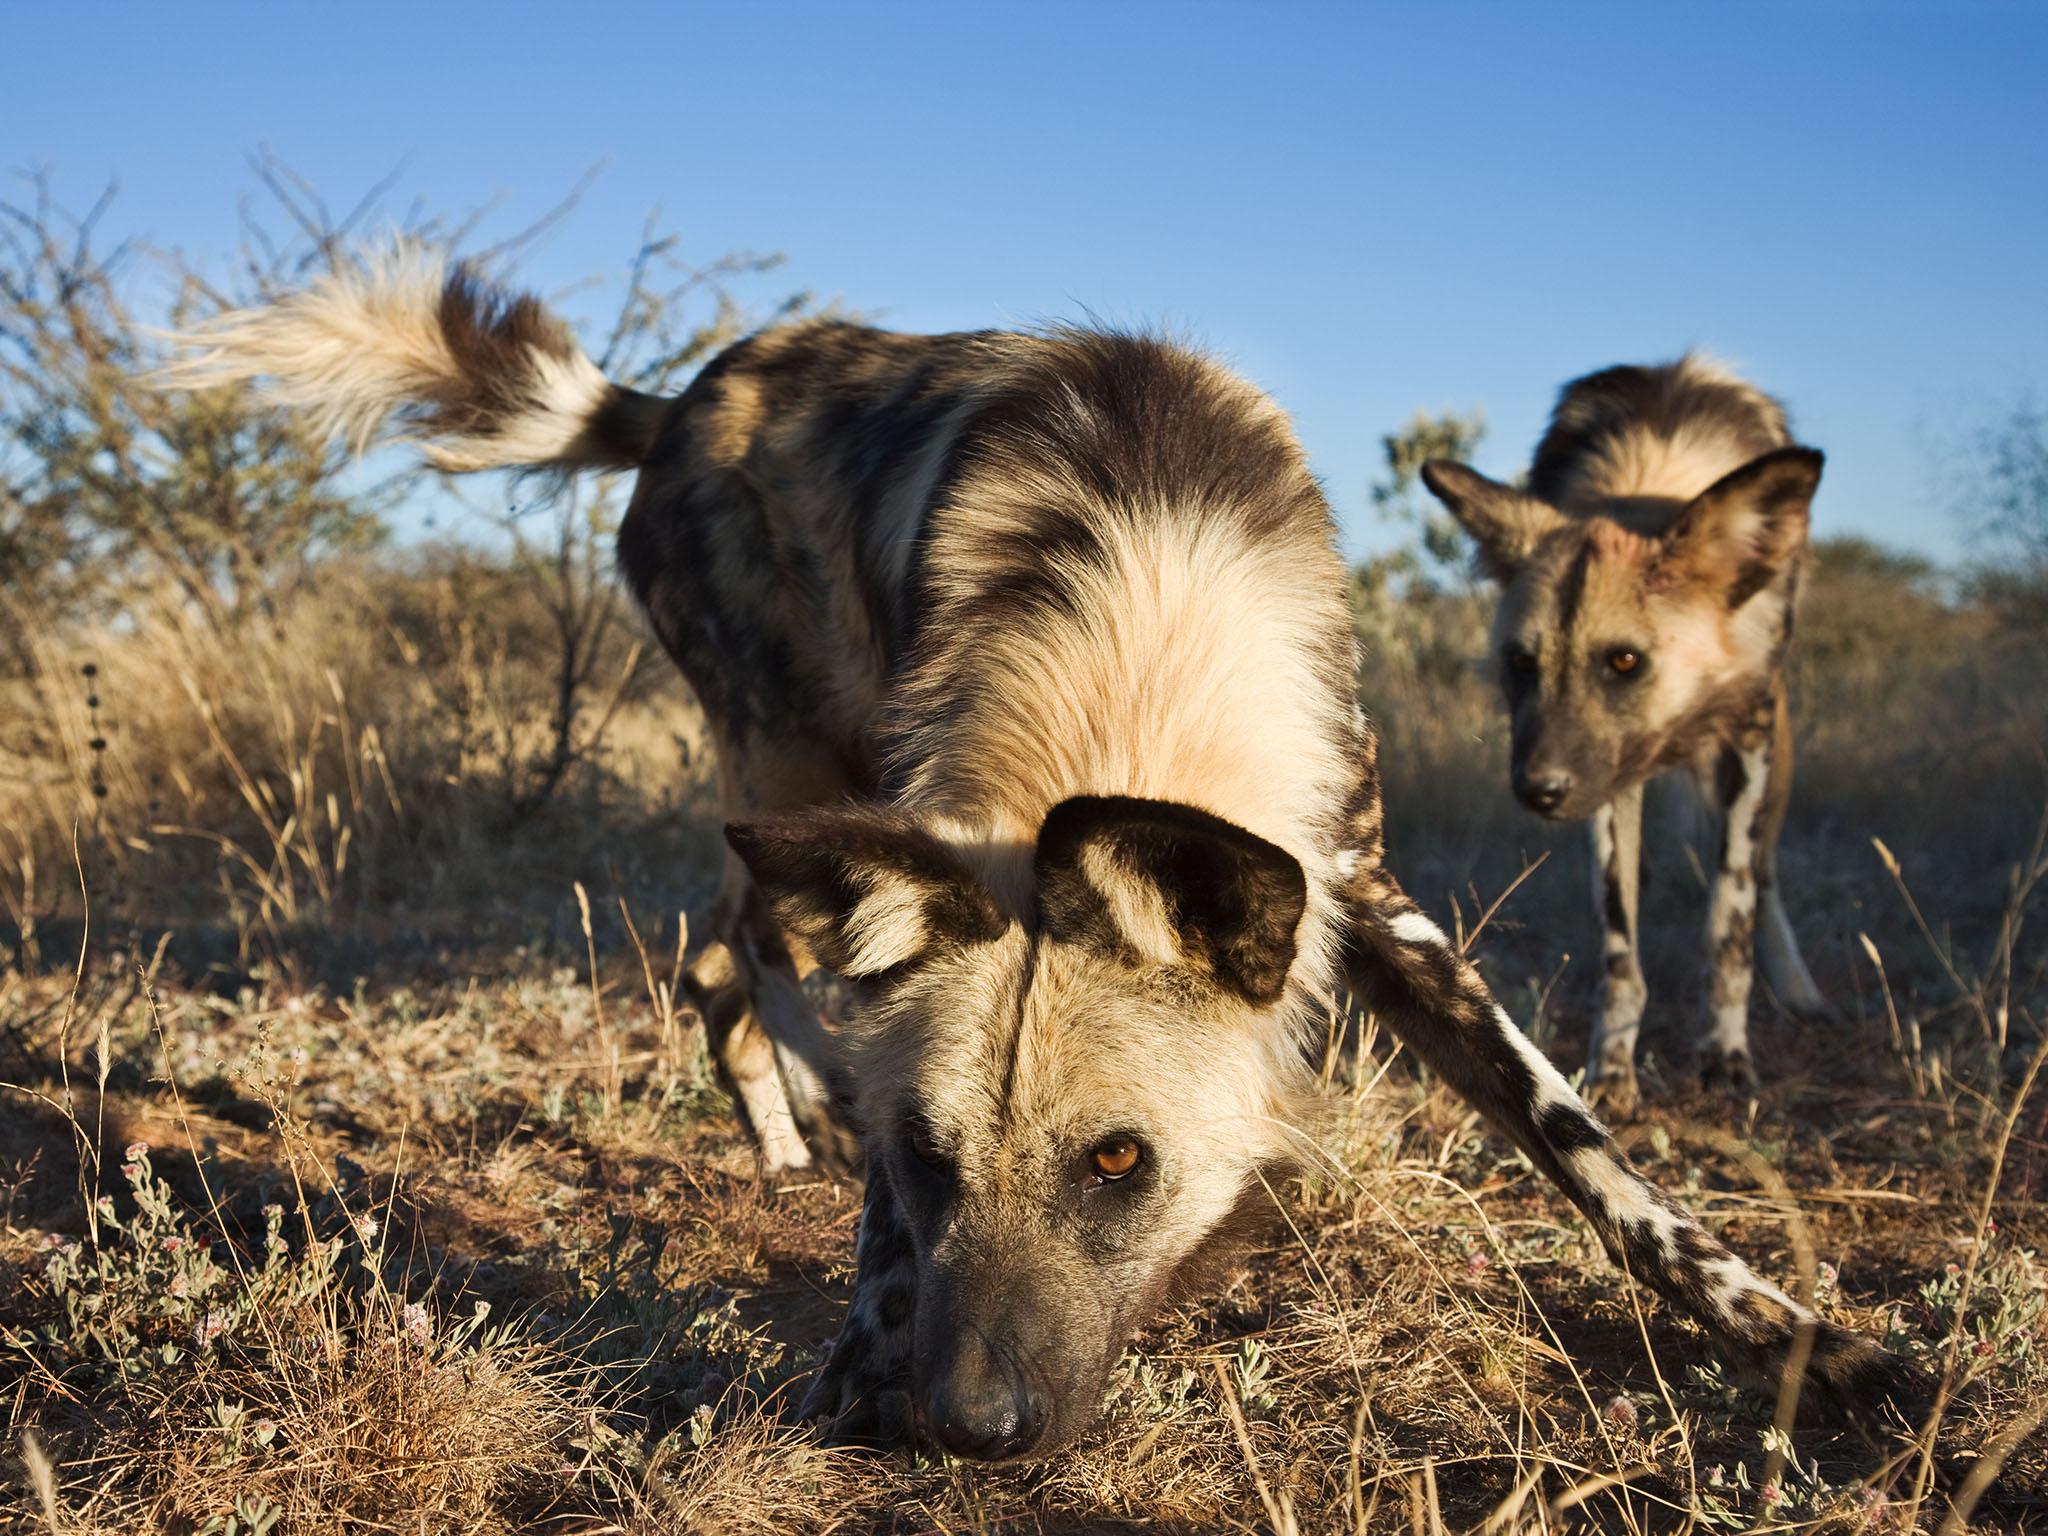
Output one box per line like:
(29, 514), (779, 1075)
(1421, 357), (1828, 1106)
(166, 266), (1910, 1459)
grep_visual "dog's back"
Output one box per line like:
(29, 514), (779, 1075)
(620, 319), (1359, 862)
(1529, 355), (1795, 529)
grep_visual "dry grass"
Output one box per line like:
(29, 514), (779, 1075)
(0, 557), (724, 974)
(2, 546), (2045, 1533)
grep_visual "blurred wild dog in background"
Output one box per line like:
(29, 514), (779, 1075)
(163, 275), (1907, 1458)
(1422, 356), (1827, 1107)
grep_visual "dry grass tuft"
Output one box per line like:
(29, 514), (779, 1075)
(631, 1418), (873, 1535)
(0, 559), (721, 976)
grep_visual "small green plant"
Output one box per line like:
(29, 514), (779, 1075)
(1233, 1336), (1280, 1420)
(1914, 1233), (2044, 1382)
(197, 1494), (281, 1536)
(1108, 1351), (1201, 1422)
(7, 1145), (294, 1385)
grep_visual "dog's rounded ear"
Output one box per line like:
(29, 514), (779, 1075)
(1035, 796), (1306, 1004)
(1658, 446), (1822, 607)
(1419, 461), (1567, 582)
(726, 809), (1009, 978)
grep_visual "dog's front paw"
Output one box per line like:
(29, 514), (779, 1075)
(1803, 1319), (1934, 1435)
(798, 1316), (915, 1446)
(1699, 1047), (1758, 1099)
(792, 1100), (866, 1181)
(1586, 1063), (1642, 1118)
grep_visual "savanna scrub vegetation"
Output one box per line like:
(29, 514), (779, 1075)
(2, 171), (2044, 1534)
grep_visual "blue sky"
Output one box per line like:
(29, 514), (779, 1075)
(13, 1), (2045, 561)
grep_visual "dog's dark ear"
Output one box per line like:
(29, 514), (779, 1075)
(1658, 446), (1821, 606)
(1419, 461), (1566, 581)
(1035, 796), (1306, 1004)
(726, 809), (1009, 977)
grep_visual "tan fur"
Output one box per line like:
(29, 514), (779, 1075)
(1571, 420), (1749, 510)
(841, 870), (949, 977)
(909, 516), (1356, 941)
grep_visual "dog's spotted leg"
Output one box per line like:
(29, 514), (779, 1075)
(798, 1172), (918, 1444)
(1587, 782), (1648, 1110)
(1703, 740), (1770, 1093)
(686, 864), (864, 1176)
(733, 888), (865, 1177)
(1339, 854), (1921, 1420)
(683, 936), (814, 1174)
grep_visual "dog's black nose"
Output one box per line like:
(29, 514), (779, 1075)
(928, 1372), (1048, 1461)
(1516, 768), (1573, 815)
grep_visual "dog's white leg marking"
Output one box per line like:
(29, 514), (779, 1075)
(1704, 743), (1769, 1082)
(1587, 782), (1648, 1099)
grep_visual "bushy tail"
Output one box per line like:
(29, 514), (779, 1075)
(159, 246), (665, 473)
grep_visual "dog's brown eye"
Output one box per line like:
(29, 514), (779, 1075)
(1505, 643), (1538, 676)
(907, 1120), (948, 1168)
(1089, 1136), (1142, 1182)
(1607, 648), (1642, 675)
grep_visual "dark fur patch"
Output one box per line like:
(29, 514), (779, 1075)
(1537, 1100), (1609, 1156)
(821, 357), (976, 666)
(435, 268), (577, 425)
(834, 1316), (872, 1364)
(1553, 538), (1596, 633)
(1661, 447), (1823, 607)
(617, 475), (815, 748)
(1035, 795), (1307, 1003)
(1602, 854), (1632, 940)
(726, 807), (1010, 977)
(1711, 909), (1757, 1006)
(1713, 742), (1750, 812)
(419, 266), (663, 468)
(970, 330), (1317, 538)
(876, 1283), (916, 1330)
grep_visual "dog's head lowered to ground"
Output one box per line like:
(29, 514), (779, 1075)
(729, 793), (1313, 1458)
(1419, 358), (1821, 821)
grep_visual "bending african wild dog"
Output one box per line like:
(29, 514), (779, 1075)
(166, 264), (1911, 1458)
(1422, 357), (1828, 1107)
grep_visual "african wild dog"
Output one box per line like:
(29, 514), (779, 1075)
(1421, 357), (1828, 1107)
(166, 265), (1911, 1458)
